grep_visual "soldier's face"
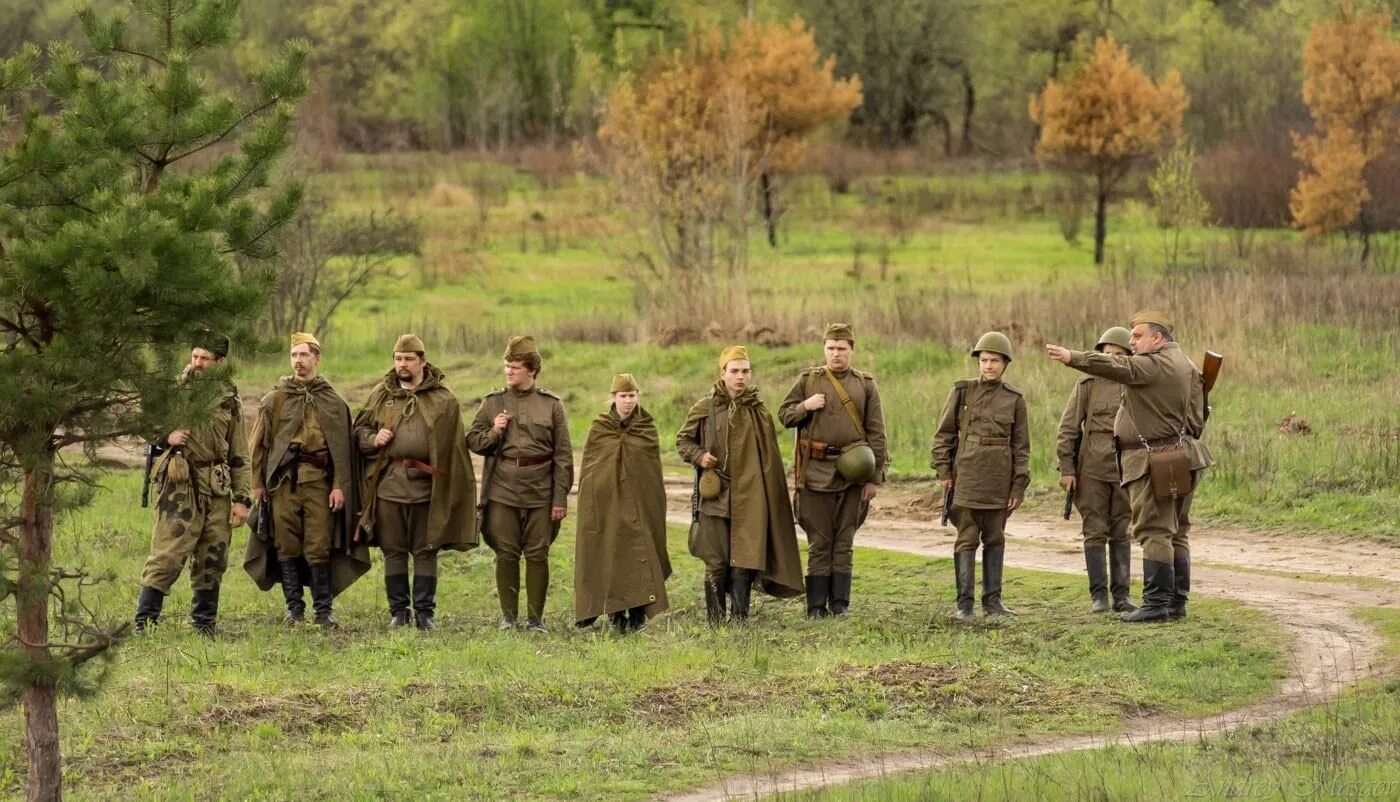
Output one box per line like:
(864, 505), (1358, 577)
(1130, 324), (1164, 354)
(824, 339), (853, 371)
(1102, 344), (1130, 357)
(721, 360), (752, 395)
(504, 360), (535, 389)
(978, 353), (1007, 381)
(290, 344), (320, 381)
(189, 348), (219, 374)
(613, 391), (639, 417)
(394, 352), (424, 384)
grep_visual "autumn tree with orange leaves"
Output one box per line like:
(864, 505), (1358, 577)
(1290, 4), (1400, 264)
(1030, 34), (1187, 265)
(598, 18), (860, 334)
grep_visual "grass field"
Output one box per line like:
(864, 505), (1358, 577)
(0, 471), (1284, 800)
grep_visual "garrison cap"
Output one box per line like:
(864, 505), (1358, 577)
(394, 334), (426, 354)
(503, 335), (539, 360)
(823, 323), (855, 344)
(1129, 309), (1173, 334)
(610, 373), (640, 393)
(290, 332), (321, 353)
(718, 344), (750, 370)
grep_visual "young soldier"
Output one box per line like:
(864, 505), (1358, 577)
(1046, 310), (1213, 622)
(1056, 326), (1137, 613)
(467, 336), (573, 633)
(778, 323), (887, 618)
(245, 332), (369, 629)
(676, 345), (804, 624)
(930, 332), (1031, 619)
(573, 373), (670, 633)
(133, 334), (251, 636)
(353, 334), (477, 631)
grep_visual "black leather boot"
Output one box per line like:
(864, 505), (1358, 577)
(385, 574), (411, 628)
(981, 546), (1016, 616)
(830, 572), (853, 616)
(1110, 541), (1137, 613)
(190, 586), (220, 637)
(704, 575), (727, 625)
(610, 611), (629, 634)
(1170, 553), (1190, 620)
(953, 552), (975, 620)
(627, 606), (647, 632)
(805, 575), (830, 619)
(728, 568), (753, 622)
(134, 586), (165, 634)
(413, 575), (437, 631)
(496, 557), (520, 630)
(524, 560), (549, 633)
(279, 559), (306, 624)
(308, 562), (338, 629)
(1121, 559), (1175, 622)
(1084, 545), (1110, 613)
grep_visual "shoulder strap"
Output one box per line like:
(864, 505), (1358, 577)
(823, 367), (866, 438)
(956, 382), (970, 442)
(705, 396), (716, 452)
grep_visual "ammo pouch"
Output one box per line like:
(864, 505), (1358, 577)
(1147, 445), (1191, 499)
(209, 463), (233, 497)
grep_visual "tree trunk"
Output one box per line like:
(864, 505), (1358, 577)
(20, 462), (61, 802)
(760, 172), (778, 249)
(1094, 188), (1108, 265)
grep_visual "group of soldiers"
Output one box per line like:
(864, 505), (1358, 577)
(131, 310), (1213, 636)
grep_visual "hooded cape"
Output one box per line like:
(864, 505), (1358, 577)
(353, 364), (478, 551)
(573, 405), (671, 624)
(243, 375), (371, 596)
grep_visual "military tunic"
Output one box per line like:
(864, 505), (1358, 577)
(140, 384), (251, 593)
(929, 378), (1031, 553)
(778, 366), (887, 575)
(1056, 377), (1130, 548)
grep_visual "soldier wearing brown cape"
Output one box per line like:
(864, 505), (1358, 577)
(573, 373), (670, 633)
(676, 345), (804, 624)
(353, 334), (478, 631)
(244, 332), (371, 628)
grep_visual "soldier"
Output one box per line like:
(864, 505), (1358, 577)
(1056, 326), (1138, 614)
(133, 334), (251, 636)
(244, 332), (369, 629)
(778, 323), (887, 619)
(930, 332), (1031, 619)
(676, 345), (804, 624)
(573, 373), (670, 633)
(1046, 310), (1213, 623)
(467, 336), (573, 633)
(353, 334), (477, 631)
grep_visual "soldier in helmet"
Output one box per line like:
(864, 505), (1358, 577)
(1056, 327), (1137, 614)
(930, 332), (1031, 619)
(778, 323), (887, 619)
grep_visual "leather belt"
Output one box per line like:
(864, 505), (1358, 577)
(499, 454), (551, 467)
(392, 458), (444, 478)
(797, 438), (841, 459)
(298, 449), (330, 469)
(1120, 436), (1184, 451)
(968, 436), (1009, 446)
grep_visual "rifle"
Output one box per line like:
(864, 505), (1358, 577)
(1202, 350), (1224, 423)
(140, 442), (164, 508)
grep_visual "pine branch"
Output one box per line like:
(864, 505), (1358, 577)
(166, 97), (281, 166)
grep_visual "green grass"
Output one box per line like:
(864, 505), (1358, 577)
(0, 470), (1284, 800)
(783, 608), (1400, 802)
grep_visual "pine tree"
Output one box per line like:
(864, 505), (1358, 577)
(0, 3), (305, 799)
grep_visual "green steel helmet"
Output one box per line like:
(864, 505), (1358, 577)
(1095, 326), (1133, 353)
(971, 331), (1013, 362)
(835, 443), (877, 484)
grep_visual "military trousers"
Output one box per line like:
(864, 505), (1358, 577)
(272, 477), (333, 565)
(140, 484), (232, 593)
(1125, 472), (1196, 564)
(1075, 477), (1131, 548)
(377, 499), (436, 577)
(693, 513), (751, 585)
(951, 506), (1009, 554)
(797, 486), (864, 575)
(485, 502), (554, 562)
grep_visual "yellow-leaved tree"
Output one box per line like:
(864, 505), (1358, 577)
(1030, 34), (1187, 265)
(598, 17), (860, 337)
(1290, 3), (1400, 264)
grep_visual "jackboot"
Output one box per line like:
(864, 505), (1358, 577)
(728, 568), (753, 621)
(704, 575), (727, 625)
(610, 611), (629, 634)
(524, 559), (549, 632)
(627, 606), (647, 632)
(1170, 553), (1190, 620)
(308, 562), (338, 629)
(413, 575), (437, 631)
(981, 546), (1016, 616)
(1121, 559), (1175, 622)
(1084, 545), (1110, 613)
(1109, 541), (1137, 613)
(830, 572), (853, 616)
(279, 559), (306, 624)
(385, 574), (411, 628)
(953, 552), (976, 620)
(495, 557), (520, 629)
(134, 586), (165, 634)
(190, 586), (220, 637)
(805, 575), (831, 619)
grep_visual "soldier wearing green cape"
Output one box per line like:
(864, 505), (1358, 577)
(573, 373), (670, 633)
